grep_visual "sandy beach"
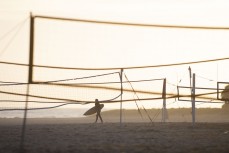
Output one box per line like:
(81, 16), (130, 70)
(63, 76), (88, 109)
(0, 109), (229, 153)
(0, 121), (229, 153)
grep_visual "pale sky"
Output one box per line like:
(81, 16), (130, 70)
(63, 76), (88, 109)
(0, 0), (229, 109)
(0, 0), (229, 66)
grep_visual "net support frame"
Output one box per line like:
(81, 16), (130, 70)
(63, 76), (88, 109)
(20, 12), (34, 152)
(162, 78), (167, 123)
(120, 69), (123, 126)
(191, 73), (196, 127)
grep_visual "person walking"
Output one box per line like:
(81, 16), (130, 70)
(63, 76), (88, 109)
(94, 99), (103, 123)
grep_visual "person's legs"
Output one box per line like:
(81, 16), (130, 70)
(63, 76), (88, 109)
(99, 115), (103, 123)
(98, 113), (103, 123)
(95, 114), (98, 123)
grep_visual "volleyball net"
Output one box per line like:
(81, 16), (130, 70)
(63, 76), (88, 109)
(1, 61), (228, 112)
(0, 65), (166, 111)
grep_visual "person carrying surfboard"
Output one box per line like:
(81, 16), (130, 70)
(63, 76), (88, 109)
(95, 99), (103, 123)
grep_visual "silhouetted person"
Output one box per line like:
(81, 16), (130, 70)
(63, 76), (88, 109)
(94, 99), (103, 123)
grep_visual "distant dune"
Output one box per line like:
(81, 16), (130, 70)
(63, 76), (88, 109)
(99, 106), (229, 123)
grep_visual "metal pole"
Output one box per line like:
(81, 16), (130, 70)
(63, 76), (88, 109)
(162, 78), (167, 122)
(188, 66), (192, 94)
(20, 85), (30, 152)
(120, 69), (123, 125)
(217, 82), (219, 100)
(192, 73), (196, 127)
(28, 12), (34, 84)
(20, 12), (34, 152)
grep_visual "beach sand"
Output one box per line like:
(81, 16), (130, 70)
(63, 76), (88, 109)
(0, 109), (229, 153)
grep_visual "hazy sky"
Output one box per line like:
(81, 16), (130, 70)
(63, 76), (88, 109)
(0, 0), (229, 109)
(1, 0), (229, 65)
(0, 0), (229, 66)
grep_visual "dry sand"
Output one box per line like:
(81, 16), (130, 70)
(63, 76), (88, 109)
(0, 109), (229, 153)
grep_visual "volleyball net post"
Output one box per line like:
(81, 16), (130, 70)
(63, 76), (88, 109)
(119, 68), (123, 126)
(191, 73), (196, 127)
(20, 12), (34, 153)
(162, 78), (167, 123)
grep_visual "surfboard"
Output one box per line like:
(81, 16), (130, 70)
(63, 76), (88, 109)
(83, 104), (104, 116)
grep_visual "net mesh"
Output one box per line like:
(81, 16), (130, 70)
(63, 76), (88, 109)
(0, 66), (166, 111)
(0, 70), (122, 111)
